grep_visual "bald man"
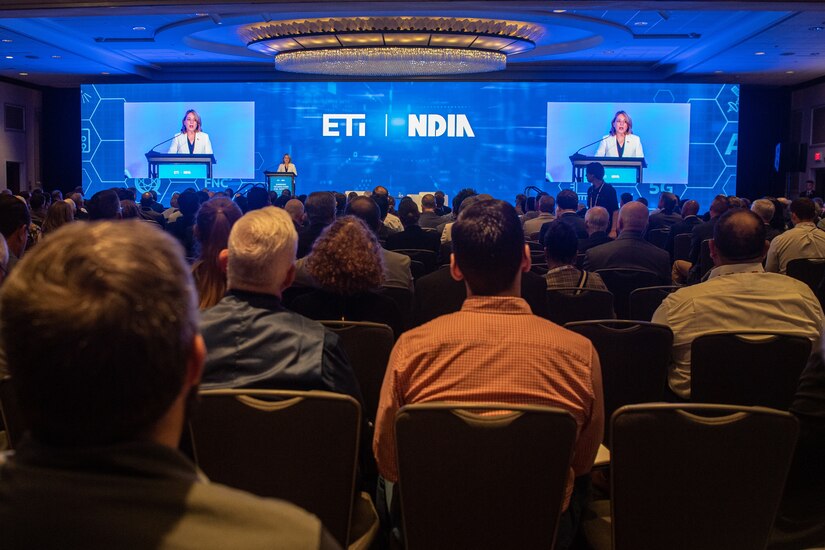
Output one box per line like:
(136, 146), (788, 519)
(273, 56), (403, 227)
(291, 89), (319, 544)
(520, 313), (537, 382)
(583, 201), (671, 282)
(284, 198), (306, 231)
(665, 199), (703, 258)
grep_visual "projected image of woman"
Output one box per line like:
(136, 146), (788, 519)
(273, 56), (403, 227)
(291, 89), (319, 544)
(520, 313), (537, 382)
(595, 110), (644, 158)
(277, 153), (297, 176)
(168, 109), (213, 155)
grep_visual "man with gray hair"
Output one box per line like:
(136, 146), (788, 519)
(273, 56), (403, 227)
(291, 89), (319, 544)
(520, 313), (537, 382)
(578, 206), (612, 252)
(199, 206), (361, 399)
(0, 220), (337, 548)
(751, 198), (781, 241)
(523, 194), (555, 237)
(284, 198), (306, 232)
(584, 201), (671, 282)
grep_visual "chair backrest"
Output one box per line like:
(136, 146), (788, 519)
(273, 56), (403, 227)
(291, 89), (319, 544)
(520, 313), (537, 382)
(786, 258), (825, 311)
(409, 259), (426, 280)
(699, 239), (713, 279)
(381, 286), (413, 320)
(646, 228), (669, 249)
(530, 263), (548, 275)
(0, 376), (25, 449)
(320, 320), (393, 423)
(189, 389), (361, 547)
(610, 404), (799, 550)
(543, 288), (615, 325)
(673, 233), (692, 262)
(395, 403), (577, 550)
(690, 332), (811, 409)
(565, 320), (672, 442)
(526, 240), (544, 252)
(392, 249), (438, 274)
(628, 285), (680, 321)
(595, 268), (663, 319)
(530, 250), (546, 265)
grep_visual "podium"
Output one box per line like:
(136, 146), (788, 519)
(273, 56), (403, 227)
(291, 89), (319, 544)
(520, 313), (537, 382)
(569, 154), (647, 184)
(264, 171), (296, 195)
(145, 151), (216, 179)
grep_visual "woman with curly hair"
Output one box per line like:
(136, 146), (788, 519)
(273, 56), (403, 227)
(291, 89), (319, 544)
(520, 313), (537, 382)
(290, 216), (402, 337)
(192, 197), (243, 310)
(40, 200), (75, 236)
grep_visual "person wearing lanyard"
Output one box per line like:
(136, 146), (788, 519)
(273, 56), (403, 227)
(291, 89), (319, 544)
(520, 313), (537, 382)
(585, 162), (619, 238)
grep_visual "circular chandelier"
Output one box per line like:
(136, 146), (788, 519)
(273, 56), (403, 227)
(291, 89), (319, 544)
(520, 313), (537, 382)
(240, 17), (543, 76)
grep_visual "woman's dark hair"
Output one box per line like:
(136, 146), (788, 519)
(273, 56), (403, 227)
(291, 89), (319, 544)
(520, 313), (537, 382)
(192, 197), (243, 310)
(542, 219), (578, 264)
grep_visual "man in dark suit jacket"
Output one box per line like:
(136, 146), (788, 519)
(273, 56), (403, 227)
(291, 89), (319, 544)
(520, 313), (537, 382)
(579, 206), (613, 252)
(648, 192), (682, 231)
(583, 201), (671, 283)
(297, 191), (336, 258)
(541, 189), (587, 243)
(385, 200), (440, 254)
(673, 195), (731, 284)
(665, 199), (703, 258)
(418, 193), (445, 230)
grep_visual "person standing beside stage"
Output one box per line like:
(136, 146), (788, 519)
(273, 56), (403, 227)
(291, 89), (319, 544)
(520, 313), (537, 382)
(167, 109), (213, 155)
(277, 154), (297, 176)
(585, 162), (619, 238)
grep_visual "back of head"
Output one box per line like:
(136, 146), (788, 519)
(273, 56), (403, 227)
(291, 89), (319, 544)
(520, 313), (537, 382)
(140, 192), (154, 208)
(538, 194), (556, 214)
(0, 194), (31, 238)
(372, 194), (390, 221)
(452, 188), (478, 215)
(246, 186), (271, 211)
(305, 191), (337, 224)
(120, 200), (139, 219)
(713, 209), (766, 263)
(284, 198), (305, 221)
(42, 201), (75, 234)
(660, 192), (678, 214)
(556, 189), (578, 212)
(452, 199), (523, 295)
(421, 193), (436, 211)
(542, 219), (578, 264)
(586, 162), (605, 181)
(397, 199), (421, 227)
(619, 201), (649, 233)
(306, 216), (384, 295)
(227, 206), (297, 293)
(346, 196), (382, 232)
(372, 185), (389, 198)
(30, 193), (46, 211)
(0, 221), (196, 446)
(88, 189), (122, 220)
(710, 195), (731, 217)
(681, 200), (700, 218)
(177, 190), (200, 218)
(434, 190), (445, 206)
(585, 206), (609, 232)
(751, 199), (775, 224)
(790, 198), (817, 222)
(620, 192), (633, 206)
(194, 198), (243, 309)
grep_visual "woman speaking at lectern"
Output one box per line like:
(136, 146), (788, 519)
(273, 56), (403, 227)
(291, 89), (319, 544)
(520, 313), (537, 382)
(168, 109), (213, 155)
(276, 153), (298, 176)
(595, 110), (644, 158)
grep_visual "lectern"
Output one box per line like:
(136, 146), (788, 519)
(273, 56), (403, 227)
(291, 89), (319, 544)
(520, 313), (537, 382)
(145, 151), (216, 179)
(569, 154), (647, 184)
(264, 171), (296, 195)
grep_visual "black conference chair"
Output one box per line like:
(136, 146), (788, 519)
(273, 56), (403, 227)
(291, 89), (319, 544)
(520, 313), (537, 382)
(690, 332), (811, 410)
(0, 376), (25, 449)
(381, 286), (413, 324)
(543, 288), (614, 325)
(602, 404), (799, 550)
(565, 320), (672, 443)
(786, 257), (825, 311)
(409, 259), (426, 280)
(595, 268), (664, 319)
(530, 262), (548, 275)
(395, 403), (577, 550)
(526, 240), (544, 252)
(698, 239), (714, 280)
(646, 228), (669, 250)
(673, 233), (692, 262)
(628, 285), (680, 321)
(392, 249), (438, 275)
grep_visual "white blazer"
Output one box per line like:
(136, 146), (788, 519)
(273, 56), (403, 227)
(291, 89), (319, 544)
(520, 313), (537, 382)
(167, 132), (213, 155)
(595, 133), (644, 158)
(276, 163), (297, 176)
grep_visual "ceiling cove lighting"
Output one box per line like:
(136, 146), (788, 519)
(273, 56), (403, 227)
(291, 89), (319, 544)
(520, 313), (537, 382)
(240, 16), (542, 76)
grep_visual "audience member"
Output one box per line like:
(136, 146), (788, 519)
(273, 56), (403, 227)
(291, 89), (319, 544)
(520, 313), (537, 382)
(665, 199), (702, 258)
(620, 192), (633, 207)
(199, 206), (362, 403)
(543, 219), (607, 292)
(0, 194), (31, 274)
(579, 206), (613, 252)
(418, 194), (443, 229)
(69, 192), (88, 220)
(291, 217), (403, 337)
(636, 196), (649, 207)
(166, 190), (199, 258)
(523, 194), (555, 237)
(801, 179), (818, 199)
(297, 191), (337, 259)
(85, 189), (122, 220)
(29, 193), (47, 227)
(542, 189), (586, 242)
(433, 190), (451, 216)
(284, 198), (306, 231)
(648, 192), (681, 230)
(120, 199), (140, 219)
(163, 192), (182, 222)
(192, 197), (243, 310)
(583, 201), (671, 282)
(374, 199), (603, 549)
(672, 194), (730, 284)
(437, 188), (477, 243)
(0, 220), (337, 548)
(137, 192), (165, 227)
(766, 198), (825, 274)
(0, 236), (8, 286)
(40, 200), (75, 236)
(372, 186), (402, 233)
(385, 200), (440, 254)
(653, 209), (823, 400)
(246, 186), (271, 211)
(751, 198), (782, 241)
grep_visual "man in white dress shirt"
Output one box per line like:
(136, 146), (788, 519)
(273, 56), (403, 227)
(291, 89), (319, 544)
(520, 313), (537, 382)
(765, 198), (825, 274)
(653, 208), (823, 399)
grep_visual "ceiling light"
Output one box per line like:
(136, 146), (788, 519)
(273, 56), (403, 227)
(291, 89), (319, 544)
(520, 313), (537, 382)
(132, 26), (146, 31)
(241, 16), (542, 76)
(552, 10), (567, 14)
(18, 72), (27, 76)
(755, 51), (766, 55)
